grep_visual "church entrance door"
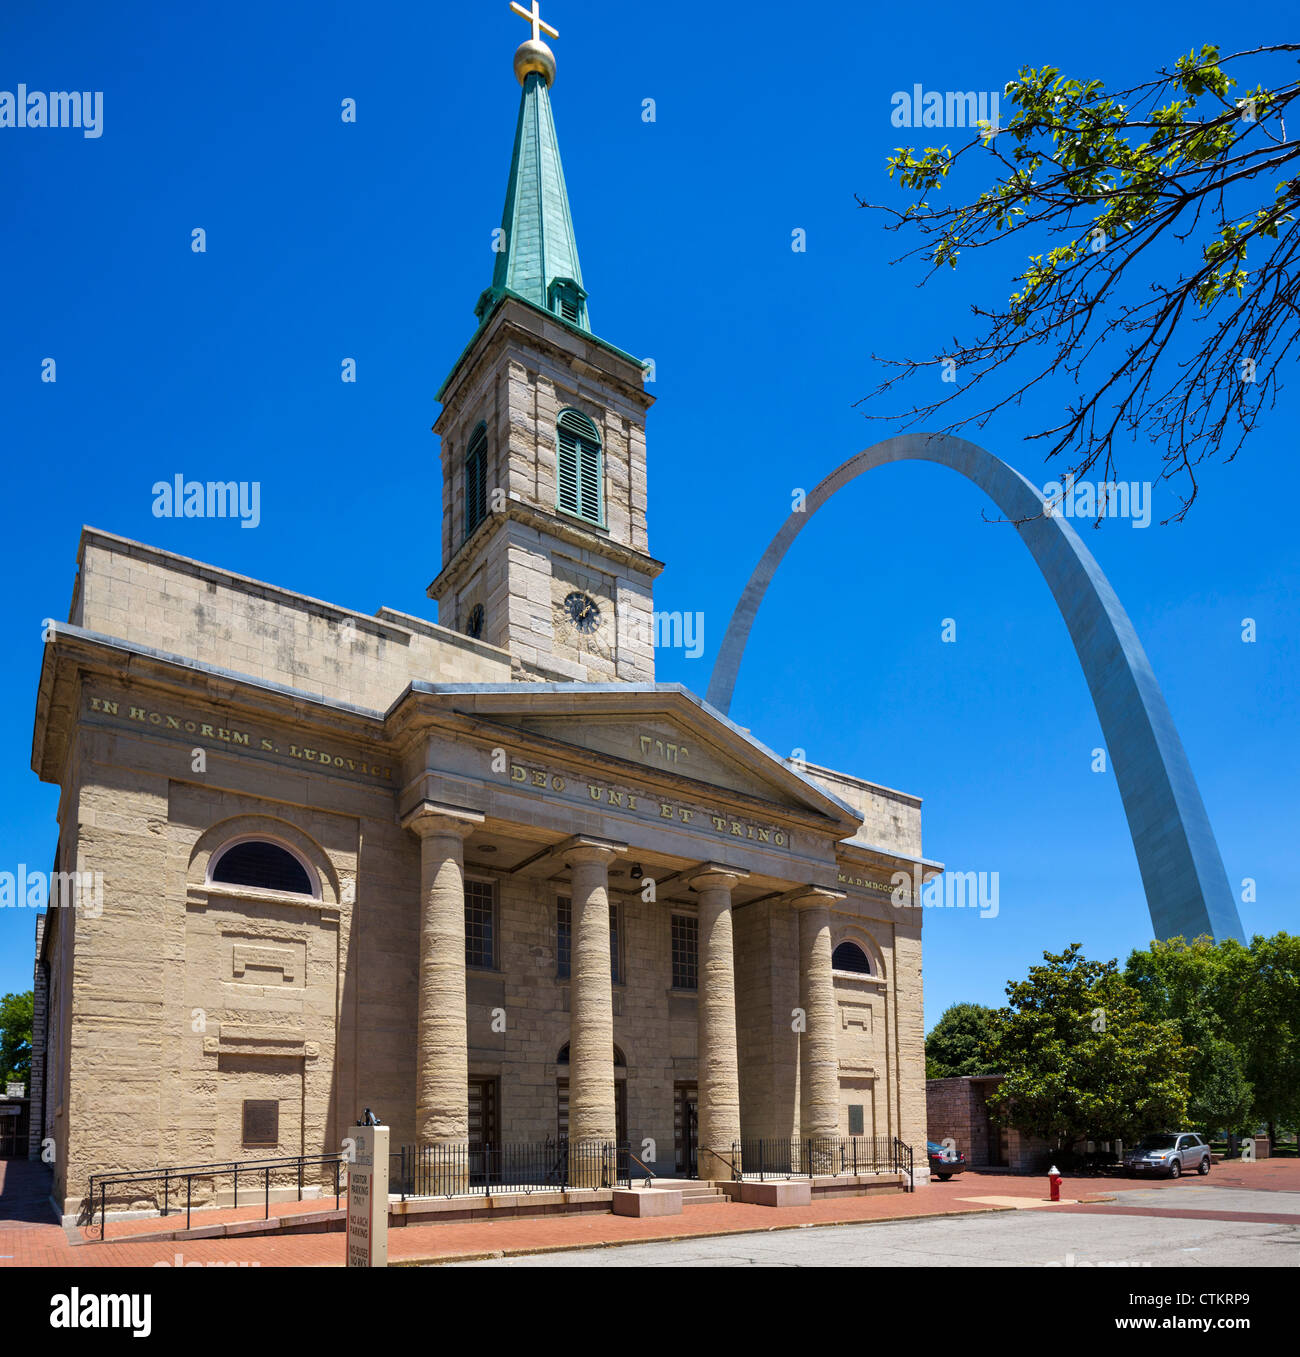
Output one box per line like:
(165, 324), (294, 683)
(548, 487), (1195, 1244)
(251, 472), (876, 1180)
(674, 1084), (698, 1177)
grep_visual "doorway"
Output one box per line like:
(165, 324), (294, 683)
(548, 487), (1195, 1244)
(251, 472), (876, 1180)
(674, 1084), (698, 1177)
(468, 1077), (499, 1184)
(0, 1102), (28, 1158)
(556, 1080), (627, 1144)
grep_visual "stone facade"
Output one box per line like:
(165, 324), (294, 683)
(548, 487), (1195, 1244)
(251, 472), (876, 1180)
(428, 300), (660, 685)
(69, 529), (512, 710)
(27, 38), (938, 1218)
(30, 544), (938, 1211)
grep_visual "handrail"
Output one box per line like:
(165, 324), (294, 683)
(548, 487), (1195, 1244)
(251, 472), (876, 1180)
(87, 1152), (344, 1188)
(623, 1147), (657, 1186)
(893, 1137), (915, 1192)
(85, 1151), (347, 1239)
(731, 1136), (915, 1186)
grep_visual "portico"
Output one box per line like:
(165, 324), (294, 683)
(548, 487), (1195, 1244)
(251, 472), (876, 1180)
(384, 681), (932, 1185)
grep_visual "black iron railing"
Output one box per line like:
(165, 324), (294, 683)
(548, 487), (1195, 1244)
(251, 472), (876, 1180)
(85, 1152), (347, 1239)
(732, 1136), (917, 1189)
(391, 1139), (631, 1200)
(895, 1137), (914, 1191)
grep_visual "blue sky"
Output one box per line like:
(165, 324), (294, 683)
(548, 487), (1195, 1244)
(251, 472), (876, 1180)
(0, 1), (1295, 1030)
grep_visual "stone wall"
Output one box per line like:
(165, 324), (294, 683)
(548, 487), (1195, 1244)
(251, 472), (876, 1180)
(46, 740), (921, 1208)
(805, 764), (922, 858)
(429, 301), (660, 685)
(70, 529), (511, 712)
(39, 537), (929, 1206)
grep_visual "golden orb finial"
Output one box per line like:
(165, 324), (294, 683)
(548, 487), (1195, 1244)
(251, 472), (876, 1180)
(509, 1), (559, 87)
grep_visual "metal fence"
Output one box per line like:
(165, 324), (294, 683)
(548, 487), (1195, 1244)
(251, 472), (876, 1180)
(391, 1139), (631, 1200)
(733, 1136), (916, 1188)
(86, 1152), (347, 1238)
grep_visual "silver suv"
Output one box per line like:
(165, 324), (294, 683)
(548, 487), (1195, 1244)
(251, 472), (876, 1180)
(1123, 1132), (1211, 1178)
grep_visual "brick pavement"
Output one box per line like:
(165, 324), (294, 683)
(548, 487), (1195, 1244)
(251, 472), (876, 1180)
(3, 1157), (1296, 1268)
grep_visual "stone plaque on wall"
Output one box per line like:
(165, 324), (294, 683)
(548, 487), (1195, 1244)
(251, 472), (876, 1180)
(242, 1099), (279, 1147)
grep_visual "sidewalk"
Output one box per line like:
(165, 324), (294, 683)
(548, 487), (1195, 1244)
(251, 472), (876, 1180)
(1, 1163), (1115, 1268)
(5, 1158), (1295, 1268)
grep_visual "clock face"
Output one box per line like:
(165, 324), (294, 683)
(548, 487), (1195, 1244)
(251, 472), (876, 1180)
(465, 603), (484, 640)
(563, 591), (601, 634)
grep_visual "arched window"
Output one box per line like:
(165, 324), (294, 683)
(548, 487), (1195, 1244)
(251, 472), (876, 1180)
(556, 1043), (626, 1067)
(210, 840), (315, 895)
(556, 409), (602, 526)
(832, 941), (872, 975)
(464, 422), (488, 539)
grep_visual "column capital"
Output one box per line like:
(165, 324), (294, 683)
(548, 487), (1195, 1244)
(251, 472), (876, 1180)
(778, 885), (846, 911)
(557, 834), (628, 868)
(401, 801), (484, 840)
(685, 862), (750, 894)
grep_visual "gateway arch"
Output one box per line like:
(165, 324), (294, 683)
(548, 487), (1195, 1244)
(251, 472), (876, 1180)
(706, 433), (1244, 944)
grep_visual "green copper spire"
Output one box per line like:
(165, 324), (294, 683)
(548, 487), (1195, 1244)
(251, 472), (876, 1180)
(476, 10), (590, 333)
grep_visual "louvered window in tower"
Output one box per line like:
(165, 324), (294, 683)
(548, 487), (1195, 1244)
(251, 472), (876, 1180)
(464, 423), (488, 539)
(549, 278), (585, 327)
(556, 409), (602, 525)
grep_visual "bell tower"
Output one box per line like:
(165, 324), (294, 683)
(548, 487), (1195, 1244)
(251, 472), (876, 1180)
(429, 4), (662, 682)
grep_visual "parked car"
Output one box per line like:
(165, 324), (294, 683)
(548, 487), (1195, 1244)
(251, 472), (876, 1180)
(1123, 1132), (1211, 1178)
(927, 1141), (967, 1180)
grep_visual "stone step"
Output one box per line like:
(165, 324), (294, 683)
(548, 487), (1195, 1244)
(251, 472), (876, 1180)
(681, 1191), (729, 1205)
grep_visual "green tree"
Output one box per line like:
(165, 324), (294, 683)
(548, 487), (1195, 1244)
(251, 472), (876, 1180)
(0, 991), (34, 1088)
(986, 945), (1191, 1146)
(1125, 936), (1253, 1135)
(1217, 933), (1300, 1145)
(860, 44), (1300, 518)
(926, 1002), (1002, 1078)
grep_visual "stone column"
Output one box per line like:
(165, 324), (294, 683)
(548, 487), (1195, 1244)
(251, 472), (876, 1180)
(403, 801), (483, 1194)
(688, 864), (748, 1181)
(793, 889), (842, 1171)
(565, 837), (625, 1187)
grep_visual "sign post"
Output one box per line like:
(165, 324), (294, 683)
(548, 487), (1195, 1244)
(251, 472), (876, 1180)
(346, 1124), (389, 1268)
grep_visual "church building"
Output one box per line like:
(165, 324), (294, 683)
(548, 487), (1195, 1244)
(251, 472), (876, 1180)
(28, 10), (935, 1217)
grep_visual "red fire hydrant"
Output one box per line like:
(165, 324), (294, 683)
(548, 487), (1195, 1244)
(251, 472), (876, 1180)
(1048, 1165), (1062, 1202)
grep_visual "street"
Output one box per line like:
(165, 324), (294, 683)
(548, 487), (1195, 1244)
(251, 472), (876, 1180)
(452, 1185), (1300, 1267)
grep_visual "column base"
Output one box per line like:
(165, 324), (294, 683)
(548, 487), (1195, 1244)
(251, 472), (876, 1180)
(568, 1139), (619, 1190)
(407, 1141), (470, 1197)
(697, 1146), (739, 1181)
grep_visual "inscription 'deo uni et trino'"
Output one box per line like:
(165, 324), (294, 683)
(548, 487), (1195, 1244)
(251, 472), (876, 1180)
(506, 760), (788, 848)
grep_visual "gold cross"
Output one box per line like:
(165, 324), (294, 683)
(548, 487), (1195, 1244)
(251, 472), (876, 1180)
(510, 0), (559, 42)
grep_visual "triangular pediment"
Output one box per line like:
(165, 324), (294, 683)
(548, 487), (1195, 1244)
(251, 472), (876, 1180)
(410, 683), (860, 830)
